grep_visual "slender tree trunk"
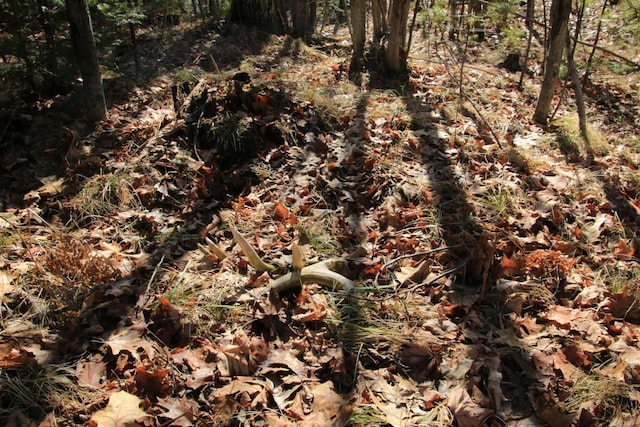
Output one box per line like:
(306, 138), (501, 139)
(350, 0), (366, 71)
(372, 0), (388, 42)
(448, 0), (459, 41)
(518, 0), (535, 88)
(292, 0), (316, 43)
(8, 0), (35, 89)
(65, 0), (107, 122)
(127, 0), (140, 76)
(385, 0), (411, 73)
(468, 0), (486, 41)
(566, 28), (591, 159)
(36, 0), (58, 84)
(582, 0), (608, 84)
(533, 0), (571, 125)
(406, 0), (421, 58)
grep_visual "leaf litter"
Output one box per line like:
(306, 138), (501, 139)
(1, 17), (640, 427)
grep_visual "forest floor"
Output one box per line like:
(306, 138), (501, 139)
(2, 5), (640, 427)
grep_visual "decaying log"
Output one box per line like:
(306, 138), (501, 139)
(180, 78), (209, 120)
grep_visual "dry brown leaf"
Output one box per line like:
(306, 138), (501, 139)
(0, 271), (17, 300)
(135, 365), (172, 397)
(156, 396), (199, 427)
(88, 391), (150, 427)
(76, 355), (107, 389)
(0, 344), (37, 369)
(103, 327), (157, 362)
(273, 202), (290, 223)
(499, 254), (523, 277)
(299, 381), (347, 426)
(447, 385), (492, 427)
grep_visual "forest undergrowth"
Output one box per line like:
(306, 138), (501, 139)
(1, 5), (640, 426)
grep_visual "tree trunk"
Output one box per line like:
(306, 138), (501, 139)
(385, 0), (411, 73)
(36, 0), (58, 87)
(468, 0), (486, 41)
(292, 0), (317, 43)
(65, 0), (107, 122)
(228, 0), (287, 34)
(127, 0), (140, 76)
(350, 0), (366, 71)
(448, 0), (459, 41)
(372, 0), (388, 42)
(566, 28), (591, 158)
(8, 0), (35, 89)
(533, 0), (571, 125)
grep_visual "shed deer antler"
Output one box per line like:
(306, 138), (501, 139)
(269, 259), (354, 293)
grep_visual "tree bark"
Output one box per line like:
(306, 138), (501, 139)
(385, 0), (411, 73)
(533, 0), (571, 125)
(372, 0), (388, 42)
(127, 0), (140, 76)
(8, 0), (35, 89)
(36, 0), (58, 85)
(292, 0), (317, 43)
(228, 0), (287, 34)
(65, 0), (107, 122)
(350, 0), (366, 71)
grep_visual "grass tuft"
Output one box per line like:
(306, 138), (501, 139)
(562, 375), (640, 416)
(69, 170), (140, 219)
(0, 364), (98, 421)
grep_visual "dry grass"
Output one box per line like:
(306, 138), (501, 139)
(0, 363), (100, 420)
(68, 170), (140, 220)
(562, 375), (640, 417)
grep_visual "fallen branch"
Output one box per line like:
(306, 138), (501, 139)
(269, 259), (354, 293)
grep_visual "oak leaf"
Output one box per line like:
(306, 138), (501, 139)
(88, 391), (150, 427)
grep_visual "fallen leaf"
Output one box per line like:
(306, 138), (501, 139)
(103, 327), (157, 362)
(77, 355), (107, 389)
(499, 254), (523, 277)
(273, 202), (290, 223)
(447, 385), (492, 427)
(0, 344), (36, 369)
(135, 365), (172, 397)
(88, 391), (150, 427)
(0, 271), (17, 300)
(157, 397), (199, 427)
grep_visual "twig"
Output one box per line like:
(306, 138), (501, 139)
(352, 262), (466, 302)
(208, 53), (223, 78)
(405, 260), (467, 294)
(373, 245), (462, 286)
(582, 0), (609, 84)
(136, 254), (165, 310)
(436, 44), (504, 148)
